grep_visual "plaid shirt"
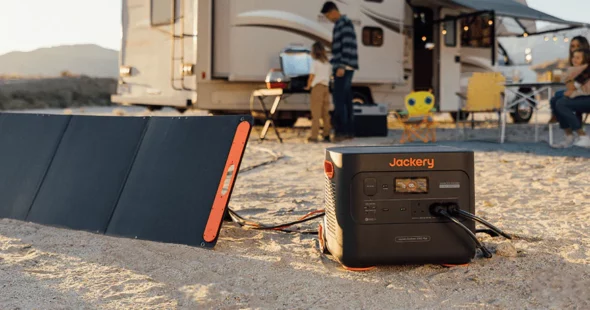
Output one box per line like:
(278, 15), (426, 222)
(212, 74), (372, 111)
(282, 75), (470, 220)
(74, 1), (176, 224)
(331, 15), (359, 70)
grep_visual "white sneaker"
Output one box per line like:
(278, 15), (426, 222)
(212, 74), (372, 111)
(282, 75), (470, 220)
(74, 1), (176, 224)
(552, 135), (575, 148)
(573, 135), (590, 148)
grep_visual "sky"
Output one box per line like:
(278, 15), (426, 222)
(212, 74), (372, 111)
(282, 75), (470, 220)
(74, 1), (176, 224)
(0, 0), (590, 56)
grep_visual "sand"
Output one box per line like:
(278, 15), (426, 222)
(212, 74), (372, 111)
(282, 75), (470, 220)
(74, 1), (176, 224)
(1, 109), (589, 309)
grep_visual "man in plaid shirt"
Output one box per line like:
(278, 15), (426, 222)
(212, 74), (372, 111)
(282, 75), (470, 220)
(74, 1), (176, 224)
(321, 1), (359, 141)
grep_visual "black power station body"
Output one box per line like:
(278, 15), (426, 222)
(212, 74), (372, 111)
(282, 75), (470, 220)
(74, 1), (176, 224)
(321, 145), (476, 268)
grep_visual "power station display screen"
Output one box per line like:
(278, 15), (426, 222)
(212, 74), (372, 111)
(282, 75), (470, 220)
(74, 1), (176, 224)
(395, 177), (428, 193)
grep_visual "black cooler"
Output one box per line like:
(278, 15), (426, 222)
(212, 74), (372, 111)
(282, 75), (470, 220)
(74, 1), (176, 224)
(353, 103), (389, 137)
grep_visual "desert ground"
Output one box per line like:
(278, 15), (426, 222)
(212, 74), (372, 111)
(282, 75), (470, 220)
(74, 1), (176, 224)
(1, 107), (589, 309)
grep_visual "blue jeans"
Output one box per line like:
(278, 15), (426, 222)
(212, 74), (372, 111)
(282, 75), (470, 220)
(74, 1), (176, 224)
(332, 69), (354, 136)
(550, 90), (565, 115)
(555, 96), (590, 131)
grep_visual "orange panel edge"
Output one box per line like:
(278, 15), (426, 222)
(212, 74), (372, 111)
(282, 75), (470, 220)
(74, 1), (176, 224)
(324, 160), (334, 179)
(203, 120), (251, 243)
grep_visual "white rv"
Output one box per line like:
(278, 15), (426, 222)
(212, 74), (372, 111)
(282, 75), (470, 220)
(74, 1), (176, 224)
(112, 0), (585, 125)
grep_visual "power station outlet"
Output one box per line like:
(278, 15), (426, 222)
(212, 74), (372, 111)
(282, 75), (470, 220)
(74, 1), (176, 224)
(411, 201), (434, 220)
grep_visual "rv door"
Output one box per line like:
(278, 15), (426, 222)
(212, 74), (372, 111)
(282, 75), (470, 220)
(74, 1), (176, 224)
(439, 9), (461, 112)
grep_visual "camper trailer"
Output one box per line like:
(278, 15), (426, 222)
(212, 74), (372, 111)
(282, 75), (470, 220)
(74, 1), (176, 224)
(112, 0), (585, 125)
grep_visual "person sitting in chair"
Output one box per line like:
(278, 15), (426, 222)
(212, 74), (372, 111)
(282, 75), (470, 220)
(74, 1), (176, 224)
(552, 49), (590, 148)
(548, 36), (590, 123)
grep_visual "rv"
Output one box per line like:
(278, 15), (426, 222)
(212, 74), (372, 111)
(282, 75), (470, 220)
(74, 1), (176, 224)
(112, 0), (585, 125)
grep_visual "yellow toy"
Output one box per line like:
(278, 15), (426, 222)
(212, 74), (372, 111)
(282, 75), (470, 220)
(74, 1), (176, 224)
(394, 90), (437, 144)
(405, 91), (436, 117)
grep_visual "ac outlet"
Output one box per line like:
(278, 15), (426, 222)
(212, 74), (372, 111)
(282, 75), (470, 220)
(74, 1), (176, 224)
(411, 201), (434, 219)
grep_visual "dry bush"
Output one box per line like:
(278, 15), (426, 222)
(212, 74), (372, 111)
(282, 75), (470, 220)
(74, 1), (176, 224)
(0, 76), (117, 110)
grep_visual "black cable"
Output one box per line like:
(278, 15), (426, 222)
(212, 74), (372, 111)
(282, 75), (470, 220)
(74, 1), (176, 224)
(448, 206), (512, 240)
(476, 229), (500, 238)
(433, 208), (493, 258)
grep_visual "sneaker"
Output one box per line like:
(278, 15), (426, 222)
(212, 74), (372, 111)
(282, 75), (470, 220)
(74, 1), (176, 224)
(306, 137), (318, 143)
(551, 135), (575, 148)
(322, 136), (331, 142)
(573, 135), (590, 148)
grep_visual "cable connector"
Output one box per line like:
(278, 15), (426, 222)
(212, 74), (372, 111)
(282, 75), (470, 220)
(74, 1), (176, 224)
(429, 203), (493, 259)
(429, 203), (447, 217)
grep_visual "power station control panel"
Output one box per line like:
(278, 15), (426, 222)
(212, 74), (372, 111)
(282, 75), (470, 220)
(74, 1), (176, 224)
(352, 171), (470, 225)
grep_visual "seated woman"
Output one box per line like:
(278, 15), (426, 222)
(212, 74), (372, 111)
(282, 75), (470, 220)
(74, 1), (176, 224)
(553, 49), (590, 148)
(549, 36), (590, 123)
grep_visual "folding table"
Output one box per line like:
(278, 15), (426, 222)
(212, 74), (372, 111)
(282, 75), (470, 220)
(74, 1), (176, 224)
(249, 88), (286, 143)
(500, 81), (564, 144)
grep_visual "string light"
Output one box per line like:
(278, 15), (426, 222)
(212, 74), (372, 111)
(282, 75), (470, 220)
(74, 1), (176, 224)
(523, 32), (528, 37)
(488, 20), (493, 25)
(442, 29), (447, 35)
(422, 36), (427, 41)
(564, 37), (569, 43)
(553, 36), (557, 41)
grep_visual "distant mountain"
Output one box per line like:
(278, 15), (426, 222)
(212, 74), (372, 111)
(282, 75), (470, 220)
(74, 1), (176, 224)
(0, 44), (118, 78)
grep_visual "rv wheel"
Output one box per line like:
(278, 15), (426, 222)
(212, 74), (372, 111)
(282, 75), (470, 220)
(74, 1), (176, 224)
(145, 105), (163, 112)
(509, 102), (534, 124)
(352, 92), (368, 105)
(509, 89), (534, 124)
(450, 112), (470, 122)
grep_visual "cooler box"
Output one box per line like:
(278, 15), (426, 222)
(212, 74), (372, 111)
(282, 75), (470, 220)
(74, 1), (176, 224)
(353, 103), (389, 137)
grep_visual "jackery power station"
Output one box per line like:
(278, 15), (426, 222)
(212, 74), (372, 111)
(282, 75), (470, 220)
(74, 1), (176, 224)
(319, 145), (477, 269)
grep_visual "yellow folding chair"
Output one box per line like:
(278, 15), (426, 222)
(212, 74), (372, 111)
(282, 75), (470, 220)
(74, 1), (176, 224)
(456, 72), (505, 130)
(393, 91), (437, 143)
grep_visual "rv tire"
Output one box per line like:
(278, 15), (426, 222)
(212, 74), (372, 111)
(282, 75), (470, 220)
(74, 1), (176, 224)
(144, 105), (163, 112)
(450, 112), (470, 122)
(509, 89), (534, 124)
(352, 87), (373, 105)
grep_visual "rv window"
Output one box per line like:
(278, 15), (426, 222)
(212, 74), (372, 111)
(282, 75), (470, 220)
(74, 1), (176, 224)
(443, 19), (456, 47)
(151, 0), (176, 26)
(460, 14), (493, 48)
(362, 27), (383, 47)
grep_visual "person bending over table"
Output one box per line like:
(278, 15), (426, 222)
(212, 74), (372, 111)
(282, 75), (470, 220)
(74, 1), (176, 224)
(549, 36), (590, 123)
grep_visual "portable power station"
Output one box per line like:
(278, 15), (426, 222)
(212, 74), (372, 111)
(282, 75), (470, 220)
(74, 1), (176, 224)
(320, 145), (476, 269)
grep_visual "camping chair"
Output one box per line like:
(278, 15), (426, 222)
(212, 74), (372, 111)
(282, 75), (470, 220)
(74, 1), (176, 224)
(455, 72), (505, 139)
(393, 91), (437, 144)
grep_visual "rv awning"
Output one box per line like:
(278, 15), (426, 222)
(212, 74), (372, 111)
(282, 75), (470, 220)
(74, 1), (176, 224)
(446, 0), (589, 37)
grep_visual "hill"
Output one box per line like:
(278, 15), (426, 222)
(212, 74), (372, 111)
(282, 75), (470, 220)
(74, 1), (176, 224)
(0, 44), (118, 78)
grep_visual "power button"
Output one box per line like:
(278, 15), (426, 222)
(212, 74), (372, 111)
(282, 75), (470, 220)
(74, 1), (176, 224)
(364, 178), (377, 196)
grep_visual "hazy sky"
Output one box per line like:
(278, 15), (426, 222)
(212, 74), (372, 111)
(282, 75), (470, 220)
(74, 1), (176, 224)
(1, 0), (589, 55)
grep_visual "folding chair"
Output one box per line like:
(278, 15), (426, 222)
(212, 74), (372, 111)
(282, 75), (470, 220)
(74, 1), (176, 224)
(455, 72), (505, 139)
(393, 91), (437, 144)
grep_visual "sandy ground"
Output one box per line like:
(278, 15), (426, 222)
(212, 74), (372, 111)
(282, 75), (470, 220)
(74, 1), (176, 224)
(1, 107), (589, 309)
